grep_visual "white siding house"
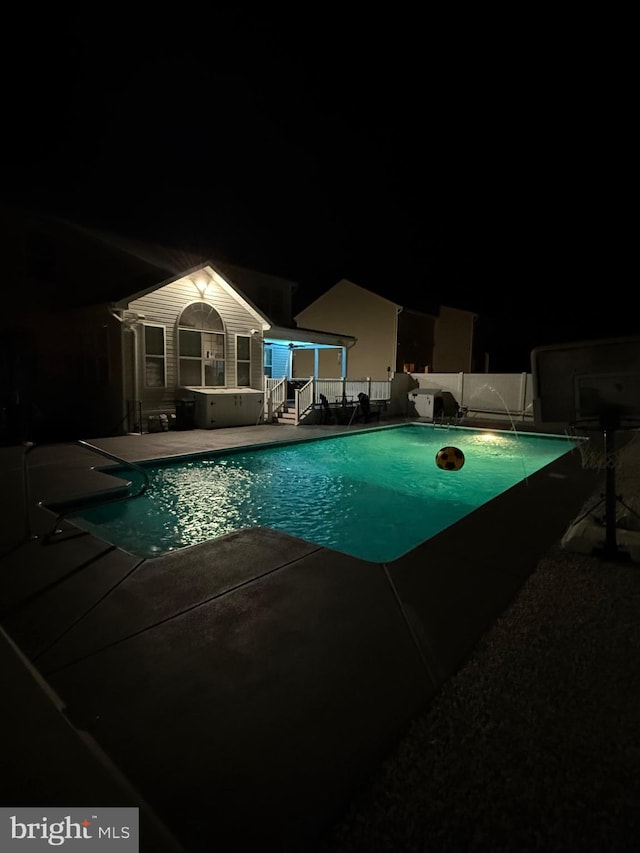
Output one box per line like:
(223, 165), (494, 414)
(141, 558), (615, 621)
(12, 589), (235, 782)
(110, 264), (273, 431)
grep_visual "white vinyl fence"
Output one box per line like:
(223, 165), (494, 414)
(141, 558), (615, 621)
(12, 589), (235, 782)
(265, 373), (536, 426)
(405, 372), (534, 424)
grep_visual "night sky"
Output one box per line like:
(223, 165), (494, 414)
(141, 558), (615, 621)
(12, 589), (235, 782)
(2, 10), (634, 371)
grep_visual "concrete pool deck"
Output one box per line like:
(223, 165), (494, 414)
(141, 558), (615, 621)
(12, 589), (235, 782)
(0, 419), (601, 852)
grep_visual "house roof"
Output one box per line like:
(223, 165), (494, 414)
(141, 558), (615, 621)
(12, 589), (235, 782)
(9, 213), (346, 348)
(61, 222), (306, 313)
(213, 260), (299, 299)
(0, 208), (297, 313)
(111, 261), (274, 329)
(294, 277), (472, 321)
(294, 279), (403, 320)
(48, 219), (354, 344)
(266, 325), (356, 349)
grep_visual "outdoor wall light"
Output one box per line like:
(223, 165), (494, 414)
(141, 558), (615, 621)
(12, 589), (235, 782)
(193, 273), (210, 297)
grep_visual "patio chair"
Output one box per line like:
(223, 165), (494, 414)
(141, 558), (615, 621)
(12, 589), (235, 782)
(355, 393), (379, 424)
(319, 394), (333, 424)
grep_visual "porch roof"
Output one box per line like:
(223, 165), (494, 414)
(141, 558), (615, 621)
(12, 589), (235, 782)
(265, 325), (356, 349)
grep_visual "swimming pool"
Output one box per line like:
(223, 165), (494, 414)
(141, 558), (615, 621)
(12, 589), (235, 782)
(69, 424), (577, 562)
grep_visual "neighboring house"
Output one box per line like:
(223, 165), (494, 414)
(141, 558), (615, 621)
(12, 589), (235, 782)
(0, 210), (354, 442)
(396, 306), (437, 375)
(293, 279), (478, 379)
(432, 305), (478, 373)
(294, 279), (398, 381)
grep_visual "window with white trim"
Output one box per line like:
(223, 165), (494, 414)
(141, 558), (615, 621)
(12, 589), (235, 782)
(144, 324), (166, 388)
(236, 335), (251, 387)
(263, 345), (273, 378)
(178, 302), (225, 387)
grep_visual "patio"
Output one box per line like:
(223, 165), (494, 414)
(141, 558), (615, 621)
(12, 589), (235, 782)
(0, 419), (601, 851)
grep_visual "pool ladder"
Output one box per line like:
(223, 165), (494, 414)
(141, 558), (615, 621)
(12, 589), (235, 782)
(20, 440), (150, 544)
(433, 416), (455, 428)
(433, 407), (468, 428)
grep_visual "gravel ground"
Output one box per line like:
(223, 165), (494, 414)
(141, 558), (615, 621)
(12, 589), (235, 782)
(321, 433), (640, 853)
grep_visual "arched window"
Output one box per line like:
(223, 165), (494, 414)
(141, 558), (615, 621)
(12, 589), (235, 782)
(177, 302), (225, 387)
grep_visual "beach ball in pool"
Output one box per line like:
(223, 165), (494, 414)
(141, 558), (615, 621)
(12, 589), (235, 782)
(435, 446), (465, 471)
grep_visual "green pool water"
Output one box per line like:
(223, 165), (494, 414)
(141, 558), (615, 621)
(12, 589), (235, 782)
(69, 424), (576, 562)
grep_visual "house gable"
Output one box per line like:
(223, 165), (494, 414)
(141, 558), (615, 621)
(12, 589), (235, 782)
(295, 278), (401, 319)
(295, 279), (401, 381)
(114, 263), (271, 330)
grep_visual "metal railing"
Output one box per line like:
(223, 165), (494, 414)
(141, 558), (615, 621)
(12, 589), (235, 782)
(44, 440), (151, 541)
